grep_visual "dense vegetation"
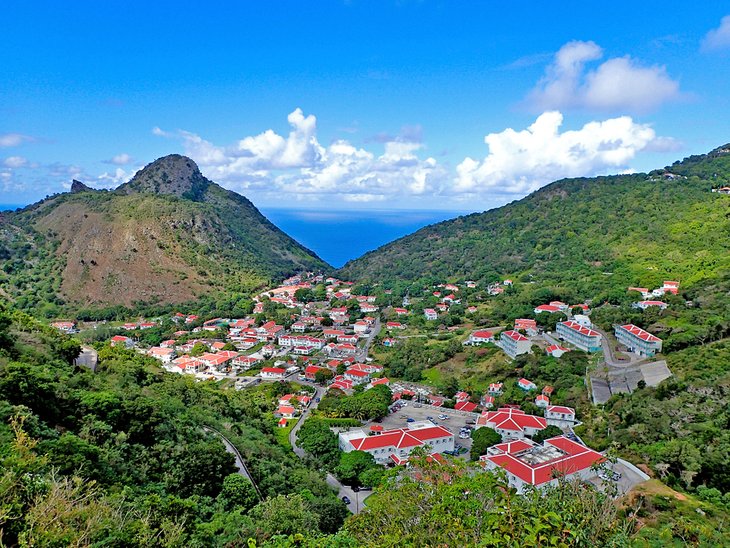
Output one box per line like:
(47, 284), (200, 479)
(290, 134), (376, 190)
(340, 146), (730, 297)
(0, 302), (348, 546)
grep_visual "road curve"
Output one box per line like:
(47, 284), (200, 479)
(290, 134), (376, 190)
(204, 426), (262, 499)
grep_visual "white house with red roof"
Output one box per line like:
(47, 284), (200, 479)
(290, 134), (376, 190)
(110, 335), (134, 348)
(545, 405), (576, 427)
(497, 330), (532, 359)
(535, 394), (550, 408)
(386, 321), (405, 330)
(304, 364), (324, 381)
(353, 320), (370, 334)
(517, 378), (537, 391)
(344, 368), (371, 385)
(662, 281), (680, 295)
(424, 308), (438, 321)
(232, 355), (261, 370)
(367, 377), (390, 389)
(545, 344), (570, 358)
(476, 407), (546, 440)
(480, 436), (605, 494)
(614, 324), (663, 357)
(337, 333), (359, 344)
(359, 303), (379, 313)
(276, 405), (298, 419)
(488, 382), (504, 395)
(480, 395), (495, 409)
(514, 319), (538, 336)
(148, 346), (176, 364)
(260, 367), (286, 379)
(549, 301), (569, 311)
(534, 304), (562, 314)
(394, 307), (409, 316)
(465, 330), (494, 346)
(330, 376), (354, 391)
(51, 321), (77, 333)
(323, 328), (346, 339)
(338, 421), (455, 464)
(455, 401), (478, 412)
(556, 321), (602, 352)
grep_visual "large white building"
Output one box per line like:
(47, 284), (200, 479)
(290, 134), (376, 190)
(497, 330), (532, 359)
(556, 321), (602, 352)
(476, 407), (546, 440)
(614, 324), (663, 357)
(338, 421), (454, 464)
(480, 436), (605, 494)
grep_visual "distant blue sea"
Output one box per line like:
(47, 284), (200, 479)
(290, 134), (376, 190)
(0, 204), (23, 211)
(261, 208), (471, 268)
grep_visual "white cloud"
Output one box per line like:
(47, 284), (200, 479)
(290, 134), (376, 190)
(3, 156), (27, 168)
(527, 41), (681, 113)
(154, 108), (445, 203)
(108, 153), (133, 165)
(702, 15), (730, 51)
(454, 111), (658, 194)
(0, 133), (34, 147)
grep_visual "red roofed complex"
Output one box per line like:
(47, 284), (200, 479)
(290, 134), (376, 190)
(338, 421), (455, 464)
(614, 324), (663, 357)
(480, 436), (605, 493)
(556, 321), (602, 352)
(476, 407), (546, 440)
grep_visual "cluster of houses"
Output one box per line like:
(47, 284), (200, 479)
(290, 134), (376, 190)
(628, 281), (679, 299)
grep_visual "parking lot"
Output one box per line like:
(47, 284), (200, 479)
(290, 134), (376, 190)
(366, 402), (480, 458)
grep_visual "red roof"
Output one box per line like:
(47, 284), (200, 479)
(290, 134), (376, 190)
(514, 318), (537, 329)
(472, 330), (494, 339)
(484, 436), (605, 486)
(535, 304), (561, 313)
(619, 324), (661, 342)
(547, 405), (574, 415)
(262, 367), (286, 374)
(502, 330), (529, 342)
(455, 401), (478, 412)
(345, 368), (369, 377)
(477, 407), (546, 432)
(348, 425), (452, 451)
(638, 300), (666, 306)
(305, 365), (323, 374)
(559, 321), (600, 338)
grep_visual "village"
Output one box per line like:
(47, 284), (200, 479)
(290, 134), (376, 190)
(51, 272), (677, 505)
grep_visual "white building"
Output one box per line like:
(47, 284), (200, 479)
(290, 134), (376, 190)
(338, 421), (454, 464)
(496, 330), (532, 359)
(556, 321), (602, 352)
(614, 324), (663, 357)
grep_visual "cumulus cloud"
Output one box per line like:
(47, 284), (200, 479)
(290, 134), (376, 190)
(702, 15), (730, 51)
(0, 133), (35, 147)
(154, 108), (445, 202)
(527, 41), (681, 113)
(3, 156), (28, 168)
(454, 111), (658, 194)
(107, 153), (133, 165)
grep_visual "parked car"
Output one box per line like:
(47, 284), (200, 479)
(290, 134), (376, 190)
(342, 496), (351, 504)
(406, 418), (415, 423)
(466, 419), (476, 425)
(438, 414), (448, 420)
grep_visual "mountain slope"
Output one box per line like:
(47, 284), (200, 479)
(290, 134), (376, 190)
(340, 146), (730, 293)
(0, 155), (328, 311)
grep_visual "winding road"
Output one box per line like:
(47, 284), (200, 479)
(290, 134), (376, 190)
(204, 426), (263, 499)
(287, 381), (364, 514)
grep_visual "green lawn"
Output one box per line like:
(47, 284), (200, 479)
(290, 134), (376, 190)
(274, 420), (294, 448)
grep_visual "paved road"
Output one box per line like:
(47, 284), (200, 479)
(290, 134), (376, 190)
(74, 346), (98, 371)
(595, 327), (643, 368)
(357, 318), (381, 361)
(287, 381), (365, 514)
(289, 384), (325, 458)
(204, 426), (262, 499)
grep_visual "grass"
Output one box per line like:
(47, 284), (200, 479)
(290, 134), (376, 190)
(274, 420), (294, 449)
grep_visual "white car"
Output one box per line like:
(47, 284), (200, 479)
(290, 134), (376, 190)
(438, 414), (448, 420)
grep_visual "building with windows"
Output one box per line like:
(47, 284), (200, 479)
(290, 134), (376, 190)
(497, 330), (532, 359)
(479, 436), (605, 494)
(338, 421), (454, 464)
(556, 321), (602, 352)
(614, 324), (662, 357)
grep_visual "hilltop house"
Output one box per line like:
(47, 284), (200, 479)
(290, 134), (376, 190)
(424, 309), (438, 321)
(514, 319), (538, 336)
(633, 300), (668, 311)
(465, 330), (494, 345)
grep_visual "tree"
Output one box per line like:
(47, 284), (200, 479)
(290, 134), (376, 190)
(297, 419), (340, 466)
(533, 425), (563, 444)
(470, 428), (502, 460)
(217, 474), (258, 512)
(335, 450), (376, 486)
(249, 494), (319, 539)
(189, 342), (208, 357)
(314, 369), (334, 384)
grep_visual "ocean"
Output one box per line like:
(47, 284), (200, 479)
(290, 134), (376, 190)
(0, 203), (470, 268)
(261, 208), (470, 267)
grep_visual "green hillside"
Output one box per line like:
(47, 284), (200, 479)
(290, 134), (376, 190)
(0, 155), (328, 317)
(340, 145), (730, 295)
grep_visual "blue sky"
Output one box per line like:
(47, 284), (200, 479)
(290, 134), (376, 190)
(2, 1), (730, 211)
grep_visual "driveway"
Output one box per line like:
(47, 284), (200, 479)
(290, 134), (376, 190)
(75, 346), (98, 371)
(289, 384), (324, 458)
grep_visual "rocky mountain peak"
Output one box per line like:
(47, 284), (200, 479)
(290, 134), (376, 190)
(118, 154), (210, 199)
